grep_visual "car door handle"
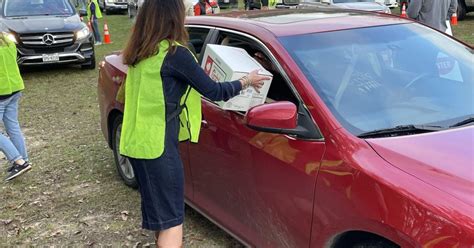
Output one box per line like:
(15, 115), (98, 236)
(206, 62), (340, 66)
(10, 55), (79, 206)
(201, 120), (209, 129)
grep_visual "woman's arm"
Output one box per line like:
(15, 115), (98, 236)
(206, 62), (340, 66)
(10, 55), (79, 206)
(165, 47), (243, 101)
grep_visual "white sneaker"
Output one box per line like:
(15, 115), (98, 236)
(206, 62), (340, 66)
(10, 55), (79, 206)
(95, 42), (102, 46)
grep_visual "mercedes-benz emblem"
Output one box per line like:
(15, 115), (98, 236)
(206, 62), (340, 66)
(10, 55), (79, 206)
(42, 34), (54, 46)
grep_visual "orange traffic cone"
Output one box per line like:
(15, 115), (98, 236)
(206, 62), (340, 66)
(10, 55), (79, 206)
(451, 11), (458, 25)
(400, 3), (407, 18)
(103, 23), (112, 44)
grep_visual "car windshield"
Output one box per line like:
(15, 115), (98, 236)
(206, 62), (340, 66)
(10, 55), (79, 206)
(3, 0), (74, 17)
(280, 24), (474, 136)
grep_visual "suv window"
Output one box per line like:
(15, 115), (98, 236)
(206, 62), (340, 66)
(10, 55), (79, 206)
(4, 0), (74, 17)
(215, 32), (299, 105)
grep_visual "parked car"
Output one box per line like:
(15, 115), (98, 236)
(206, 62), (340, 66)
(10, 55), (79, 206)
(246, 0), (300, 10)
(218, 0), (238, 8)
(98, 8), (474, 248)
(301, 0), (391, 13)
(0, 0), (95, 69)
(98, 0), (128, 14)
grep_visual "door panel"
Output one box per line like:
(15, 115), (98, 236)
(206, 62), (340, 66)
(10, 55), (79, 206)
(179, 143), (193, 199)
(182, 26), (213, 201)
(189, 100), (325, 247)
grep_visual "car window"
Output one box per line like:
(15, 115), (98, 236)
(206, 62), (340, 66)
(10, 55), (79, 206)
(187, 27), (211, 61)
(215, 31), (299, 105)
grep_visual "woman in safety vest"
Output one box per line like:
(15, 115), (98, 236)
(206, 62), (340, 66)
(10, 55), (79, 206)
(0, 34), (31, 181)
(120, 0), (268, 246)
(87, 0), (103, 45)
(194, 0), (214, 15)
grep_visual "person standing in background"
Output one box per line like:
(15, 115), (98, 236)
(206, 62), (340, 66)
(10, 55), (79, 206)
(184, 0), (195, 16)
(407, 0), (457, 32)
(87, 0), (103, 45)
(194, 0), (212, 15)
(0, 33), (31, 182)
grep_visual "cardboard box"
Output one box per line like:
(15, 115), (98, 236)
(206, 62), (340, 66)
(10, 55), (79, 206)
(201, 44), (273, 112)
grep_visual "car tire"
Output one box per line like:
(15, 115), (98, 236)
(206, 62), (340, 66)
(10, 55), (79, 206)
(81, 55), (96, 70)
(457, 0), (467, 20)
(111, 115), (138, 188)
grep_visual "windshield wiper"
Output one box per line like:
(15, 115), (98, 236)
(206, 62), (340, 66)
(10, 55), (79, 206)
(358, 124), (445, 138)
(450, 116), (474, 128)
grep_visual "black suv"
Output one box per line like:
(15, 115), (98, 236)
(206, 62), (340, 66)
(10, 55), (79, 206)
(0, 0), (96, 69)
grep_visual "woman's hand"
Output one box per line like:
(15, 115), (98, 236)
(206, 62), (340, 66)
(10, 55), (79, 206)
(240, 70), (271, 93)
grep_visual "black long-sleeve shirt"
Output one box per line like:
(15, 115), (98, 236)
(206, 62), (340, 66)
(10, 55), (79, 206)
(160, 46), (242, 109)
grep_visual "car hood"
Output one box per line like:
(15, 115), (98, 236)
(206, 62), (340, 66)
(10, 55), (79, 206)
(334, 2), (387, 12)
(367, 126), (474, 206)
(1, 15), (83, 33)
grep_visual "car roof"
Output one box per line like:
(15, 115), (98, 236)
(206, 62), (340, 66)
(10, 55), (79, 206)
(186, 8), (412, 37)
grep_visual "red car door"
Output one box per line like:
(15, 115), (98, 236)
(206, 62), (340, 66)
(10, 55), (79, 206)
(188, 32), (326, 247)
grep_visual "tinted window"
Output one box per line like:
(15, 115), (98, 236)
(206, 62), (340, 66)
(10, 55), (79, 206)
(187, 27), (211, 61)
(280, 24), (474, 135)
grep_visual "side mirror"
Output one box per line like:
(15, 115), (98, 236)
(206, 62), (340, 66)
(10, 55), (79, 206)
(245, 101), (298, 133)
(245, 101), (322, 139)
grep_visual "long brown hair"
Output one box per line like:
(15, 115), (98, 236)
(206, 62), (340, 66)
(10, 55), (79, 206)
(122, 0), (188, 66)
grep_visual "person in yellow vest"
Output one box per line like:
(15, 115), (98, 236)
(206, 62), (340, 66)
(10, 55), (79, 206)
(0, 34), (31, 181)
(87, 0), (103, 45)
(120, 0), (268, 246)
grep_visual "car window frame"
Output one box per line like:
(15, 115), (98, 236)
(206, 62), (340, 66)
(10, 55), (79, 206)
(191, 26), (323, 141)
(186, 25), (217, 64)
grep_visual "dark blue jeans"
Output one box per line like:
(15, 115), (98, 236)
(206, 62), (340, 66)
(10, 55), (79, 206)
(0, 93), (28, 163)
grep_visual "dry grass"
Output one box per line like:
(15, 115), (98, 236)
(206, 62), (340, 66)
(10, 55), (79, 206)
(0, 14), (242, 247)
(1, 8), (472, 247)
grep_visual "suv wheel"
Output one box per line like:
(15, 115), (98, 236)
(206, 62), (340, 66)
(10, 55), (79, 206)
(112, 115), (138, 188)
(81, 55), (96, 70)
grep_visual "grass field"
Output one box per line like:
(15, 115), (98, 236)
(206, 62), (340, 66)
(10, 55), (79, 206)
(0, 15), (242, 247)
(0, 8), (472, 246)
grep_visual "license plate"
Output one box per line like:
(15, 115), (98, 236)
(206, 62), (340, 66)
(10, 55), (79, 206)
(42, 53), (59, 62)
(121, 5), (127, 9)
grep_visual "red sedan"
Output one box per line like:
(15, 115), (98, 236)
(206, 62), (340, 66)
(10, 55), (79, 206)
(98, 8), (474, 248)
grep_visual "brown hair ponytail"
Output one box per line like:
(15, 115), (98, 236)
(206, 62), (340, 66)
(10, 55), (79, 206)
(122, 0), (189, 66)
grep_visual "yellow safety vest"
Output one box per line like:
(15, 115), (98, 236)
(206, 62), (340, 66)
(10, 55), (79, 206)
(120, 40), (202, 159)
(0, 39), (24, 96)
(87, 0), (103, 20)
